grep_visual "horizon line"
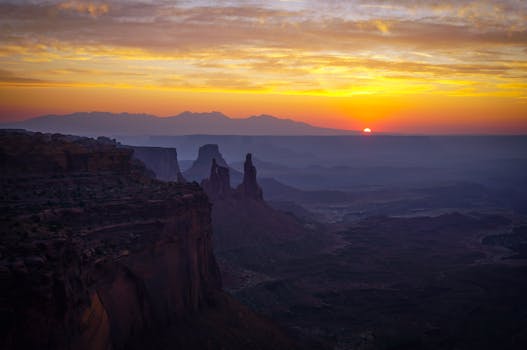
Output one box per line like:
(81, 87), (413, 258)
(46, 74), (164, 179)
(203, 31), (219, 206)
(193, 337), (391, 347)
(3, 110), (526, 136)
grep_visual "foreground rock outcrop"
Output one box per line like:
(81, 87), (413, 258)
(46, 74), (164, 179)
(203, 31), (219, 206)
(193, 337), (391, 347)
(0, 131), (302, 350)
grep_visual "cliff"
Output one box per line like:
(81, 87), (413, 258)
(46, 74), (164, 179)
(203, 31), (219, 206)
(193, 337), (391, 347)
(129, 145), (185, 182)
(0, 131), (301, 350)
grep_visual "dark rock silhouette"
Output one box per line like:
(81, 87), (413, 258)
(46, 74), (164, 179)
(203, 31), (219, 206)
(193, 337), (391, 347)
(236, 153), (263, 200)
(0, 131), (221, 349)
(183, 144), (242, 184)
(198, 150), (307, 255)
(0, 131), (303, 350)
(201, 153), (263, 202)
(199, 144), (229, 166)
(71, 135), (186, 183)
(201, 158), (232, 200)
(184, 144), (228, 181)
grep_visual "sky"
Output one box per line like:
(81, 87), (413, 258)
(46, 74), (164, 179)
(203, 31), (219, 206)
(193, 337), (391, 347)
(0, 0), (526, 133)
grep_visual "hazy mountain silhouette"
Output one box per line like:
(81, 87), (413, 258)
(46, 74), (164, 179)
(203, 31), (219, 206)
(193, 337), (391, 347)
(1, 111), (358, 136)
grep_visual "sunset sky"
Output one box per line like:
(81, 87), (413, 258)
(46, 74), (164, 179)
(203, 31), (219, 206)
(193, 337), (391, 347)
(0, 0), (526, 133)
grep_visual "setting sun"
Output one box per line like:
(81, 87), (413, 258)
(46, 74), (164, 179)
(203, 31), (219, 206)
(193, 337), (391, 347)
(363, 128), (372, 134)
(0, 0), (525, 133)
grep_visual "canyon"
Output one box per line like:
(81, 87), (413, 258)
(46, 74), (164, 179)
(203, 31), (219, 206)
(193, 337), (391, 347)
(0, 131), (302, 350)
(180, 141), (527, 349)
(2, 130), (527, 350)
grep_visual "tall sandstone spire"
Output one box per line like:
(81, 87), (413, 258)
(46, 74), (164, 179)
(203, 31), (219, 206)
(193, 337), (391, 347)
(201, 153), (263, 201)
(236, 153), (263, 200)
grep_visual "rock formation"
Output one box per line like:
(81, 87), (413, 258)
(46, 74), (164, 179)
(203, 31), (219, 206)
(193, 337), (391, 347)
(129, 145), (185, 182)
(199, 151), (308, 254)
(236, 153), (263, 200)
(201, 158), (232, 200)
(183, 144), (242, 184)
(0, 131), (220, 349)
(0, 132), (138, 175)
(0, 131), (302, 350)
(201, 153), (263, 202)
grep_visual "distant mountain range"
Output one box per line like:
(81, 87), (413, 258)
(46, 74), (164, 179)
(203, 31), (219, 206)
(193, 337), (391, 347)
(1, 111), (358, 136)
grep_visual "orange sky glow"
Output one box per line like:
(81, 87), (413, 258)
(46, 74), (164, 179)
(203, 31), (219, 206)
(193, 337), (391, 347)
(0, 0), (526, 133)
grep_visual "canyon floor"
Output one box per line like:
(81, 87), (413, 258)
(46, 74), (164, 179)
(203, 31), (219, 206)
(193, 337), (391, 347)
(219, 202), (527, 350)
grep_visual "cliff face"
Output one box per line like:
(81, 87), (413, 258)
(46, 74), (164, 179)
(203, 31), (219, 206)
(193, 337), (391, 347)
(0, 132), (137, 175)
(0, 131), (221, 349)
(129, 145), (185, 182)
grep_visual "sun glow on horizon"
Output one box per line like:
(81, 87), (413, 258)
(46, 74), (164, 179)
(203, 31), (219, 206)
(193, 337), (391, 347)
(363, 128), (372, 134)
(0, 0), (525, 133)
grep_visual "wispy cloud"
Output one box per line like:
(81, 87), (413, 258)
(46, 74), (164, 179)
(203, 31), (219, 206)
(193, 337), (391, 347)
(57, 1), (109, 17)
(0, 0), (525, 129)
